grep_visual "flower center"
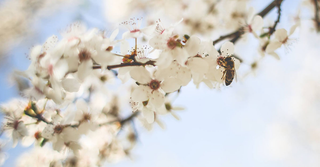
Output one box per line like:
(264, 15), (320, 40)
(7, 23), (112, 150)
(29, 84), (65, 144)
(142, 100), (149, 106)
(167, 38), (179, 50)
(54, 125), (64, 134)
(282, 37), (288, 44)
(248, 25), (252, 32)
(48, 64), (53, 76)
(13, 120), (20, 130)
(83, 113), (91, 121)
(106, 46), (113, 51)
(165, 103), (172, 111)
(149, 80), (160, 90)
(78, 49), (91, 62)
(100, 75), (107, 82)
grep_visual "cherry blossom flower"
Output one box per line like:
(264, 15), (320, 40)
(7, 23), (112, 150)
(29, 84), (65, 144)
(16, 147), (64, 167)
(130, 98), (156, 123)
(202, 41), (240, 88)
(3, 114), (28, 147)
(0, 140), (8, 166)
(74, 99), (99, 134)
(244, 8), (264, 37)
(41, 114), (81, 152)
(121, 17), (156, 39)
(186, 56), (210, 86)
(266, 24), (299, 53)
(130, 67), (181, 110)
(0, 99), (28, 147)
(155, 61), (192, 87)
(157, 100), (184, 120)
(258, 37), (280, 60)
(20, 122), (46, 147)
(149, 34), (200, 69)
(118, 46), (154, 83)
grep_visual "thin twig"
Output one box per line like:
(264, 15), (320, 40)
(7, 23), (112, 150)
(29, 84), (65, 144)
(212, 0), (284, 45)
(99, 112), (140, 127)
(36, 115), (52, 124)
(269, 0), (283, 35)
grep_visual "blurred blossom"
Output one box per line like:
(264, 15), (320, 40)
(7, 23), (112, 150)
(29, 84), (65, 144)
(0, 0), (77, 59)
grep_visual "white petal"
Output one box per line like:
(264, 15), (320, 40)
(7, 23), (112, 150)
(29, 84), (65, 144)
(120, 40), (130, 55)
(266, 41), (282, 53)
(30, 45), (42, 62)
(149, 90), (165, 108)
(174, 48), (189, 66)
(247, 7), (255, 23)
(269, 52), (280, 60)
(77, 60), (93, 81)
(78, 122), (91, 134)
(157, 51), (173, 69)
(41, 125), (54, 139)
(131, 86), (149, 102)
(122, 31), (140, 39)
(185, 36), (201, 57)
(234, 58), (241, 70)
(141, 24), (157, 36)
(171, 112), (180, 120)
(142, 108), (154, 123)
(21, 136), (34, 147)
(289, 24), (299, 36)
(42, 35), (58, 53)
(188, 57), (209, 74)
(208, 45), (220, 57)
(61, 78), (80, 92)
(109, 29), (119, 41)
(173, 18), (184, 26)
(62, 127), (80, 141)
(161, 78), (181, 93)
(156, 105), (168, 115)
(274, 29), (288, 42)
(52, 139), (64, 151)
(177, 67), (192, 86)
(221, 42), (234, 56)
(12, 132), (18, 148)
(172, 106), (185, 111)
(53, 59), (69, 80)
(129, 67), (152, 84)
(76, 99), (88, 112)
(91, 51), (114, 69)
(118, 67), (132, 83)
(251, 16), (263, 32)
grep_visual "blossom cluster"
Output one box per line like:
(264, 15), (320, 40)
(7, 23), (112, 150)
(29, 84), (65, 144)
(0, 2), (299, 165)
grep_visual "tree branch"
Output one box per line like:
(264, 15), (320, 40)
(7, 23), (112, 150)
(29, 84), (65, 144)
(93, 60), (156, 70)
(212, 30), (243, 45)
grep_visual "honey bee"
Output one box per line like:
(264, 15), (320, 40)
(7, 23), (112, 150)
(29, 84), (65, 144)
(217, 56), (236, 86)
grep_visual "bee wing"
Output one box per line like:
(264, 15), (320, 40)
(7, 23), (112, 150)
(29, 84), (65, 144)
(234, 69), (238, 82)
(232, 57), (239, 82)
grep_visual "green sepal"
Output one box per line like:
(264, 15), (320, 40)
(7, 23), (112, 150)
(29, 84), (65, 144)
(40, 138), (48, 147)
(260, 32), (269, 38)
